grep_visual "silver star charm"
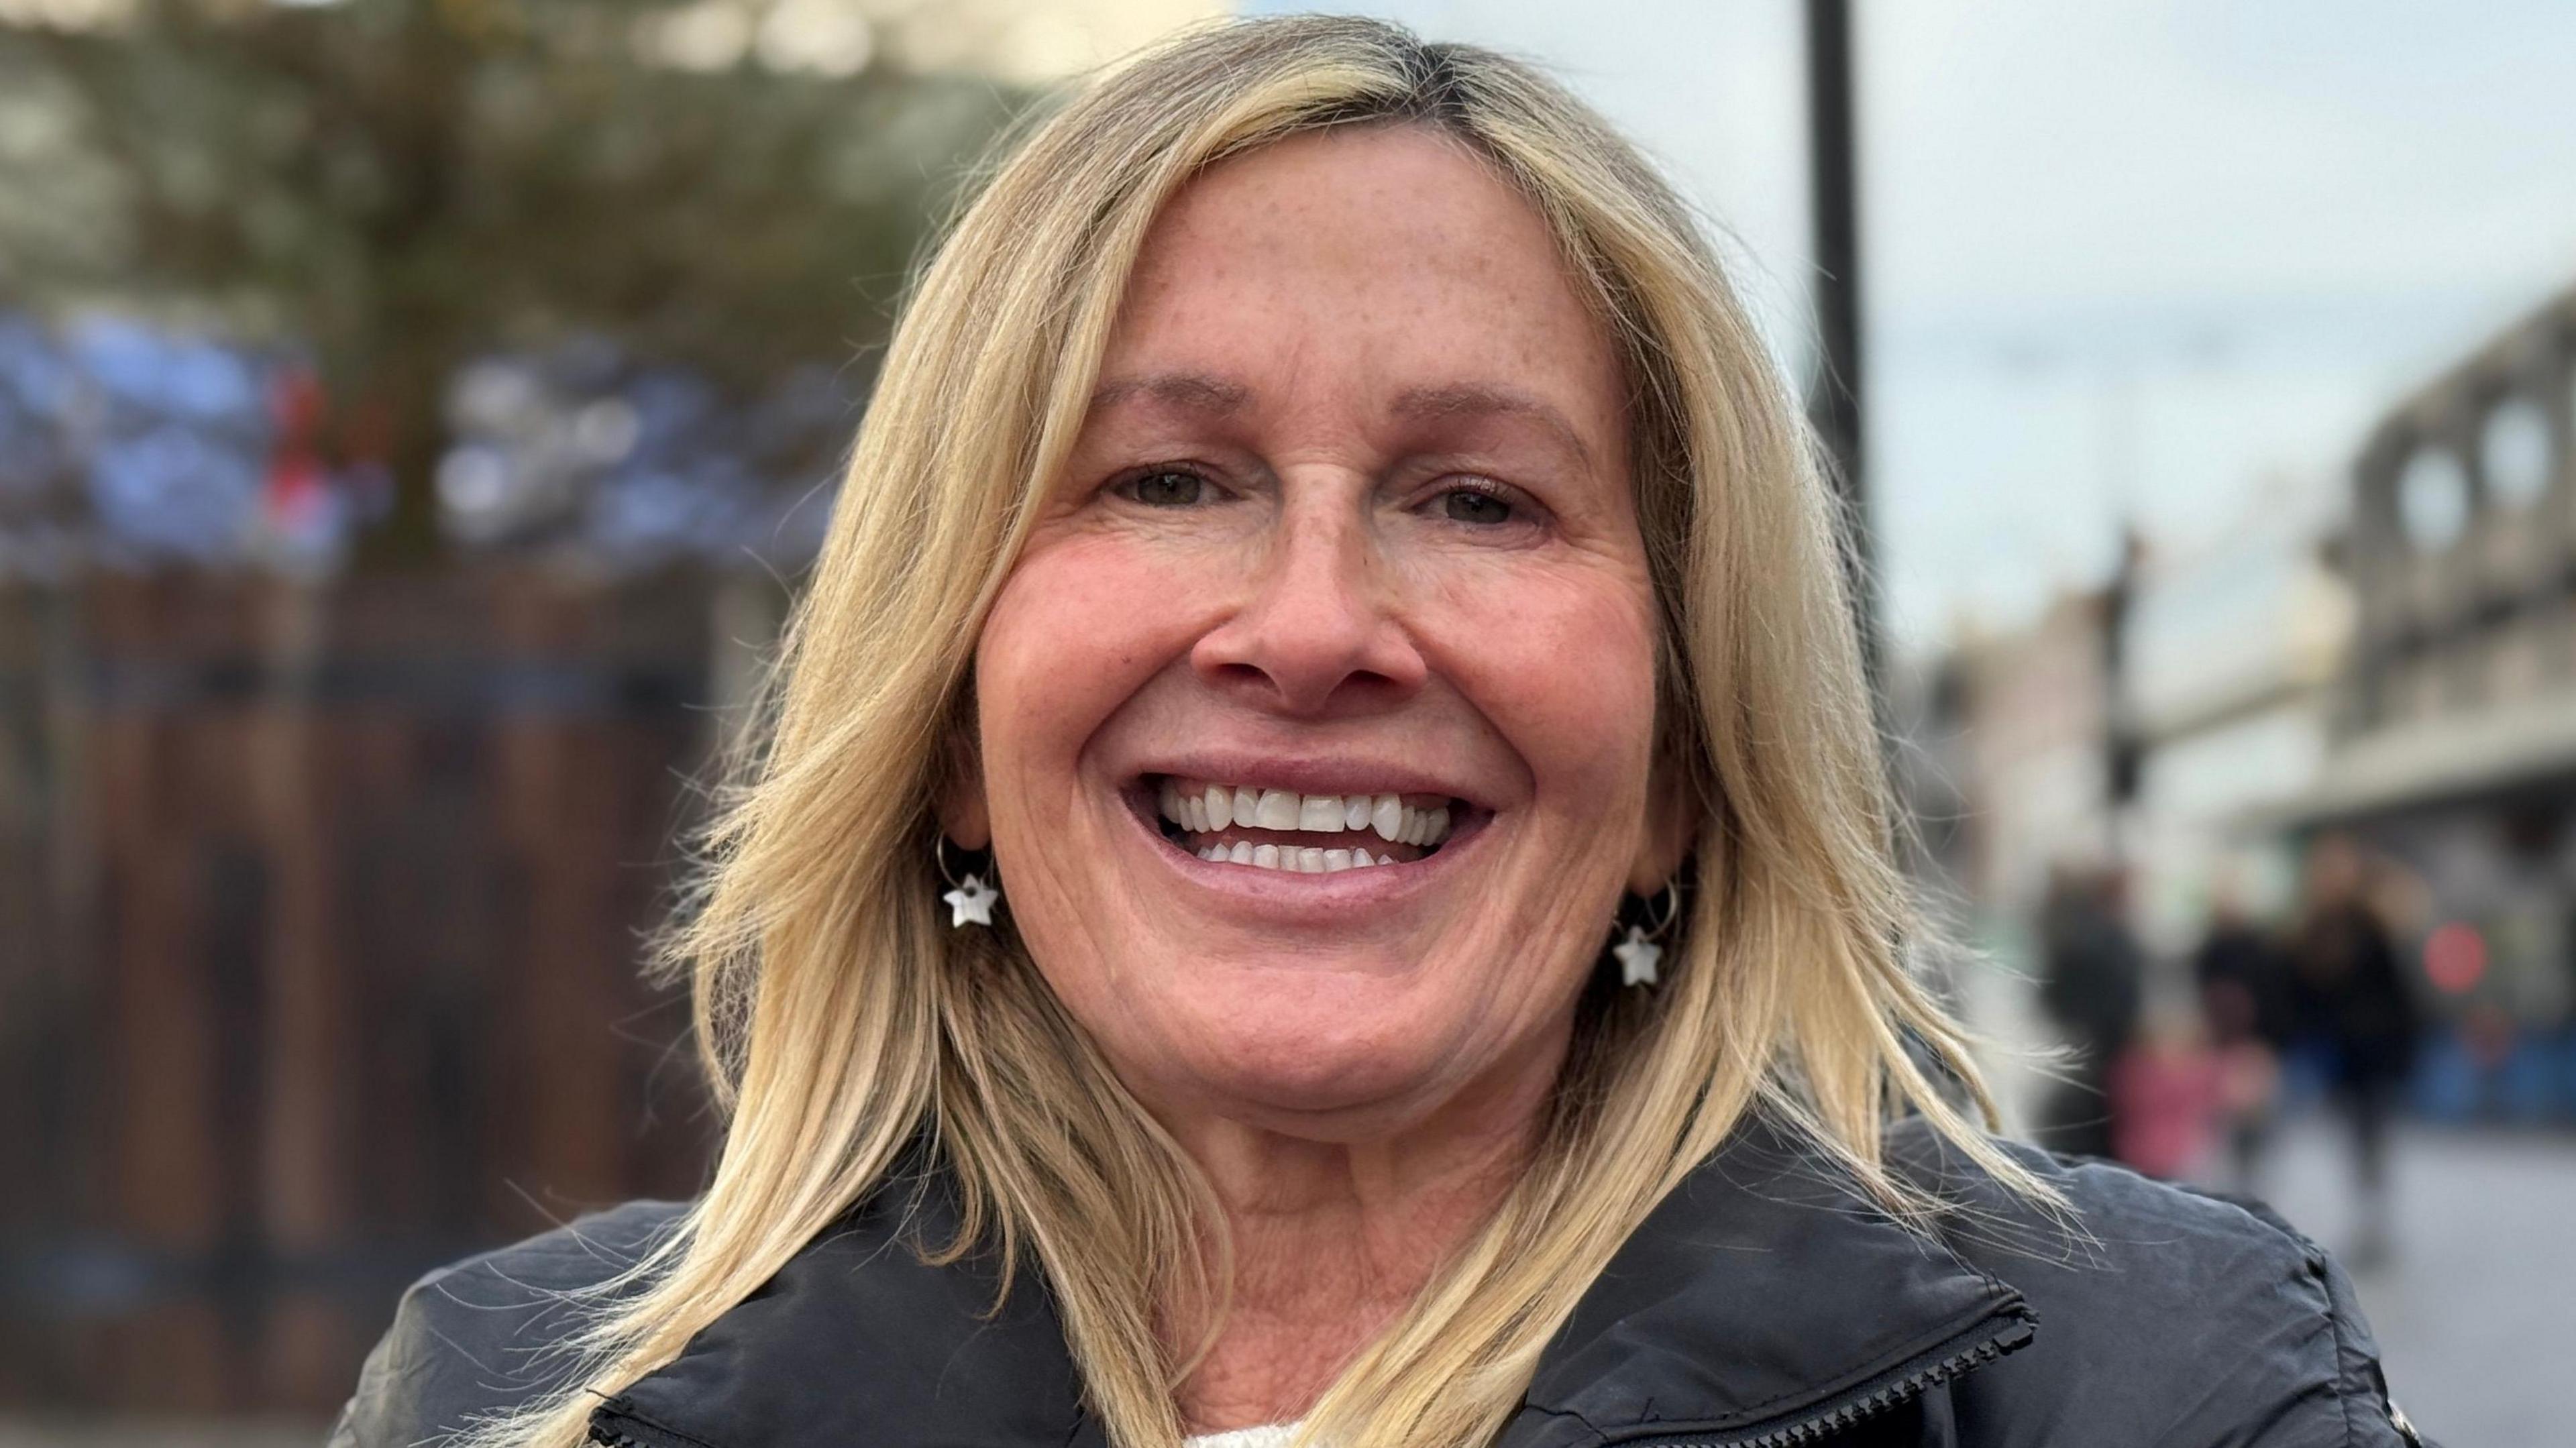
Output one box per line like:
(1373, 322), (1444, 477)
(942, 873), (999, 928)
(1611, 926), (1661, 987)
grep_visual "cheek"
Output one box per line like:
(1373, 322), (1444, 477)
(1428, 559), (1660, 811)
(976, 535), (1197, 793)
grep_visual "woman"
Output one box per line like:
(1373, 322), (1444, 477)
(2288, 834), (2424, 1268)
(335, 17), (2425, 1448)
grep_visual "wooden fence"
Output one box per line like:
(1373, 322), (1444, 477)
(0, 568), (773, 1414)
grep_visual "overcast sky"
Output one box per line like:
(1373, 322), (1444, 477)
(1242, 0), (2576, 651)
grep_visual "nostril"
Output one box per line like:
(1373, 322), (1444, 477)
(1188, 573), (1429, 716)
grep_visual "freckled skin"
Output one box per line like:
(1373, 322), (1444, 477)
(948, 125), (1690, 1427)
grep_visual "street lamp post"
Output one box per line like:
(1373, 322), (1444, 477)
(1805, 0), (1880, 702)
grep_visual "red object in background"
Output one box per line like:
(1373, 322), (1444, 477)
(2424, 921), (2487, 994)
(2109, 1040), (2226, 1180)
(264, 366), (330, 531)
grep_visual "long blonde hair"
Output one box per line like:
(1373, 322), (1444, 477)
(494, 16), (2044, 1448)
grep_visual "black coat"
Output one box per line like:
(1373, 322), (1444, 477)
(330, 1118), (2430, 1447)
(2194, 922), (2295, 1050)
(2288, 904), (2423, 1087)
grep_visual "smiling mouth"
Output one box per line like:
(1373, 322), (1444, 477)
(1145, 776), (1468, 875)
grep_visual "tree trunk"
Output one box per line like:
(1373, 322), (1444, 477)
(346, 334), (454, 571)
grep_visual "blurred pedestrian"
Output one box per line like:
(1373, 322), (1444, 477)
(2108, 1007), (2226, 1180)
(2288, 834), (2424, 1267)
(2035, 861), (2145, 1159)
(2193, 878), (2293, 1193)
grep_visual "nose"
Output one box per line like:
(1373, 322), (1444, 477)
(1191, 481), (1428, 717)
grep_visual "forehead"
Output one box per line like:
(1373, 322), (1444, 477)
(1105, 124), (1622, 445)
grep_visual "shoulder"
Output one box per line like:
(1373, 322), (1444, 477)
(327, 1199), (688, 1448)
(1885, 1121), (2428, 1447)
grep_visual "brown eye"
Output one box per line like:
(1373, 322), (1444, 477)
(1124, 469), (1206, 506)
(1442, 488), (1513, 524)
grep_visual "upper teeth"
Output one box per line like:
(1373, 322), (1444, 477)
(1157, 781), (1452, 847)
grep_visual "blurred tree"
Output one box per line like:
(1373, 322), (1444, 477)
(0, 0), (1018, 563)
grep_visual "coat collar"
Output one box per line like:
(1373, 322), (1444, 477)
(592, 1120), (2035, 1448)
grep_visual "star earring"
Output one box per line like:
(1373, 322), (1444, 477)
(1609, 881), (1680, 987)
(936, 836), (1000, 929)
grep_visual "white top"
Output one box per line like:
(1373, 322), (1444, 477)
(1184, 1424), (1305, 1448)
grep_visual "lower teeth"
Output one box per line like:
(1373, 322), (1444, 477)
(1186, 838), (1399, 873)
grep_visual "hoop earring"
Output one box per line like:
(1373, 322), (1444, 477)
(1609, 880), (1680, 987)
(936, 836), (1000, 929)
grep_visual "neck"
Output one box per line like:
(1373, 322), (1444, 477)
(1158, 1033), (1566, 1435)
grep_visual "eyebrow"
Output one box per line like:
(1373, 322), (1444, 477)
(1086, 372), (1595, 469)
(1390, 382), (1594, 469)
(1087, 372), (1253, 416)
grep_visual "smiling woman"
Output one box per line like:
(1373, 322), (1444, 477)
(959, 123), (1678, 1190)
(333, 15), (2426, 1448)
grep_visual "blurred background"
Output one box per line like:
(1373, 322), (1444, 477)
(1, 0), (2570, 1442)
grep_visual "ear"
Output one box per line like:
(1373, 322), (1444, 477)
(1625, 740), (1701, 897)
(934, 714), (991, 850)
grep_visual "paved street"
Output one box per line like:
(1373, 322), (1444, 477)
(2249, 1116), (2576, 1448)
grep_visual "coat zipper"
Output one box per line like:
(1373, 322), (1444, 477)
(583, 1312), (2037, 1448)
(586, 1400), (700, 1448)
(1616, 1310), (2035, 1447)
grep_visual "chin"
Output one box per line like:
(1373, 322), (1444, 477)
(1142, 974), (1476, 1126)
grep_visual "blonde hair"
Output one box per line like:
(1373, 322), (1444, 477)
(490, 15), (2047, 1448)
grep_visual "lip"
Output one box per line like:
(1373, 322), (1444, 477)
(1107, 750), (1497, 917)
(1116, 793), (1487, 915)
(1118, 750), (1493, 812)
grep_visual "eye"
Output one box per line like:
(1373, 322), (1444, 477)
(1115, 467), (1210, 508)
(1440, 486), (1515, 526)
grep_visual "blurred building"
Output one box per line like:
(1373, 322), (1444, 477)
(1924, 286), (2576, 1124)
(1900, 587), (2129, 1131)
(1921, 498), (2352, 915)
(1919, 590), (2118, 924)
(2275, 284), (2576, 1120)
(1904, 522), (2344, 1121)
(2125, 502), (2353, 951)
